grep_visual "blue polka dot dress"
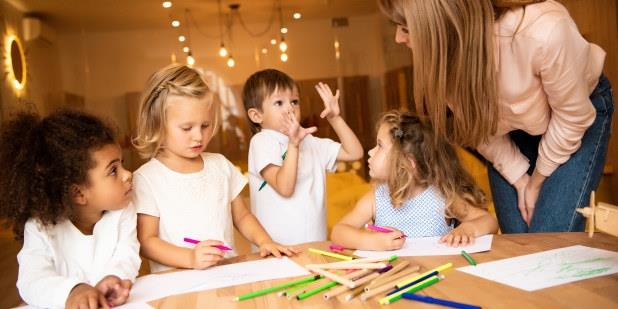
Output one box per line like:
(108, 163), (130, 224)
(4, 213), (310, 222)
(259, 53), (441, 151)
(374, 184), (453, 237)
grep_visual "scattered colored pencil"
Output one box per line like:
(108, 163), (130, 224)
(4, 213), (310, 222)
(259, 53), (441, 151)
(308, 248), (354, 261)
(461, 250), (477, 266)
(396, 262), (452, 287)
(402, 293), (481, 309)
(234, 274), (321, 301)
(378, 275), (441, 305)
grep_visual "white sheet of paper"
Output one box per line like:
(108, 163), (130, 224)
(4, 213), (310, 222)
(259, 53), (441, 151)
(457, 245), (618, 291)
(354, 235), (493, 258)
(118, 257), (309, 307)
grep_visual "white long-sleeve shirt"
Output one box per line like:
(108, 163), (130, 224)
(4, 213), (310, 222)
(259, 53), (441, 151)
(16, 205), (141, 309)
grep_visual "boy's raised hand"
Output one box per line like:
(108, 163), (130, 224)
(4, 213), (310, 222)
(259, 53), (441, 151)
(315, 82), (341, 120)
(281, 110), (317, 146)
(95, 275), (132, 307)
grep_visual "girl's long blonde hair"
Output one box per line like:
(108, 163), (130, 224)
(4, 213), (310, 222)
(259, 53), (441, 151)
(379, 0), (499, 147)
(380, 110), (486, 217)
(133, 64), (217, 159)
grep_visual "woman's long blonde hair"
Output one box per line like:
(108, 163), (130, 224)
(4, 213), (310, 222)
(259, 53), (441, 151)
(133, 64), (217, 159)
(380, 111), (486, 216)
(379, 0), (499, 147)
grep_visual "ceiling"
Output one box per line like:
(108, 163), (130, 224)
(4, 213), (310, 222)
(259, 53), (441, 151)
(14, 0), (379, 32)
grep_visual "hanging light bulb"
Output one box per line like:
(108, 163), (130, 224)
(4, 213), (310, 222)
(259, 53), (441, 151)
(171, 20), (180, 28)
(261, 48), (268, 54)
(227, 56), (235, 68)
(279, 39), (288, 52)
(187, 53), (195, 66)
(280, 52), (288, 62)
(280, 27), (288, 34)
(270, 39), (277, 45)
(218, 44), (228, 57)
(293, 12), (301, 20)
(162, 1), (172, 8)
(178, 35), (186, 42)
(183, 46), (190, 53)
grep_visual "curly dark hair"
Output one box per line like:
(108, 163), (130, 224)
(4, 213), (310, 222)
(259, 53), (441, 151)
(0, 109), (117, 240)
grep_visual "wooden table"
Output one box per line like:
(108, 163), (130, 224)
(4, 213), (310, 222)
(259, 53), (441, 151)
(148, 233), (618, 308)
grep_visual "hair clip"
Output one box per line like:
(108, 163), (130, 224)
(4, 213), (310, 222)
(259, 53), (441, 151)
(394, 128), (404, 139)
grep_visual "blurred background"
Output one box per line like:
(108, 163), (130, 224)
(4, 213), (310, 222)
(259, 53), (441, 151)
(0, 0), (616, 306)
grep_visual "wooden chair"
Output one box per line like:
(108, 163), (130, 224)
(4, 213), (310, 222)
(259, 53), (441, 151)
(577, 192), (618, 238)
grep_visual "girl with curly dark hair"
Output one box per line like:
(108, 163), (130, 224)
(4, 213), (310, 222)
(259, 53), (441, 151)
(0, 109), (140, 309)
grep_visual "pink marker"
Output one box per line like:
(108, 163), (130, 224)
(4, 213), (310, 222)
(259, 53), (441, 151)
(329, 243), (345, 252)
(365, 224), (407, 238)
(183, 237), (233, 251)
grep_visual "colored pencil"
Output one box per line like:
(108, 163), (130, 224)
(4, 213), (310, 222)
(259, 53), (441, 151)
(259, 151), (287, 191)
(387, 270), (438, 295)
(365, 261), (412, 288)
(402, 293), (481, 309)
(306, 262), (387, 270)
(323, 272), (379, 300)
(360, 271), (421, 301)
(461, 250), (477, 266)
(396, 262), (452, 287)
(307, 248), (354, 261)
(323, 255), (397, 267)
(183, 237), (232, 251)
(233, 274), (321, 301)
(365, 266), (420, 292)
(365, 224), (407, 237)
(378, 275), (441, 305)
(307, 266), (356, 288)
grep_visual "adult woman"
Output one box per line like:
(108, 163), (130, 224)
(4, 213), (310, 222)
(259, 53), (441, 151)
(379, 0), (614, 233)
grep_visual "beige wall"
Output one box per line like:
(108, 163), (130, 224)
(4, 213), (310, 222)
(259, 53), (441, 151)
(56, 14), (395, 138)
(0, 1), (64, 120)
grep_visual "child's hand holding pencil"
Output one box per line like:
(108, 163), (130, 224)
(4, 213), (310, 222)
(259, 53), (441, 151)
(188, 239), (226, 269)
(367, 226), (406, 251)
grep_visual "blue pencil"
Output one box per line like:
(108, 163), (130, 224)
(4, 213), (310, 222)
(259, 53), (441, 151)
(386, 270), (438, 296)
(402, 293), (481, 309)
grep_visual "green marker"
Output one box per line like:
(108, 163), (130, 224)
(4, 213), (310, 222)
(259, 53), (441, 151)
(234, 274), (320, 301)
(461, 250), (477, 266)
(278, 282), (310, 297)
(258, 150), (287, 191)
(296, 280), (338, 300)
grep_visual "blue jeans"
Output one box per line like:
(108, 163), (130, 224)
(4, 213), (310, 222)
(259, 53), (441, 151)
(488, 74), (614, 233)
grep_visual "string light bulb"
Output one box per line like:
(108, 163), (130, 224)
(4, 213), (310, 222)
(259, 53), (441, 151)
(162, 1), (172, 8)
(227, 56), (235, 68)
(178, 35), (186, 42)
(293, 12), (301, 19)
(218, 44), (228, 57)
(183, 46), (190, 53)
(280, 27), (288, 34)
(280, 52), (288, 62)
(279, 39), (288, 52)
(261, 48), (268, 54)
(270, 39), (277, 45)
(187, 54), (195, 66)
(171, 20), (180, 28)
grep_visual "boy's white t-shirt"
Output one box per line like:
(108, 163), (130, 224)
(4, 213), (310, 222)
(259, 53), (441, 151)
(248, 129), (341, 245)
(133, 153), (247, 273)
(17, 206), (140, 309)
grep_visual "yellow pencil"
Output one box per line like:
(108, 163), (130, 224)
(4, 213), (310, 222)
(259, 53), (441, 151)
(305, 262), (388, 270)
(308, 248), (354, 261)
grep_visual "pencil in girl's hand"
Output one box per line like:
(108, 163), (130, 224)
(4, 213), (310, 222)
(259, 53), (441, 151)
(365, 224), (408, 237)
(183, 237), (233, 251)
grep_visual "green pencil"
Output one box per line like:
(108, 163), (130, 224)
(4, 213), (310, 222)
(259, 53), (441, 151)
(296, 281), (338, 300)
(461, 250), (477, 266)
(378, 275), (441, 305)
(278, 282), (310, 297)
(234, 274), (320, 301)
(258, 150), (287, 191)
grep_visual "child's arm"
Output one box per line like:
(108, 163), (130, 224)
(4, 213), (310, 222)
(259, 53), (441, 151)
(231, 195), (300, 257)
(137, 214), (225, 270)
(331, 190), (406, 250)
(440, 198), (499, 247)
(16, 221), (106, 308)
(315, 82), (364, 161)
(260, 112), (316, 197)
